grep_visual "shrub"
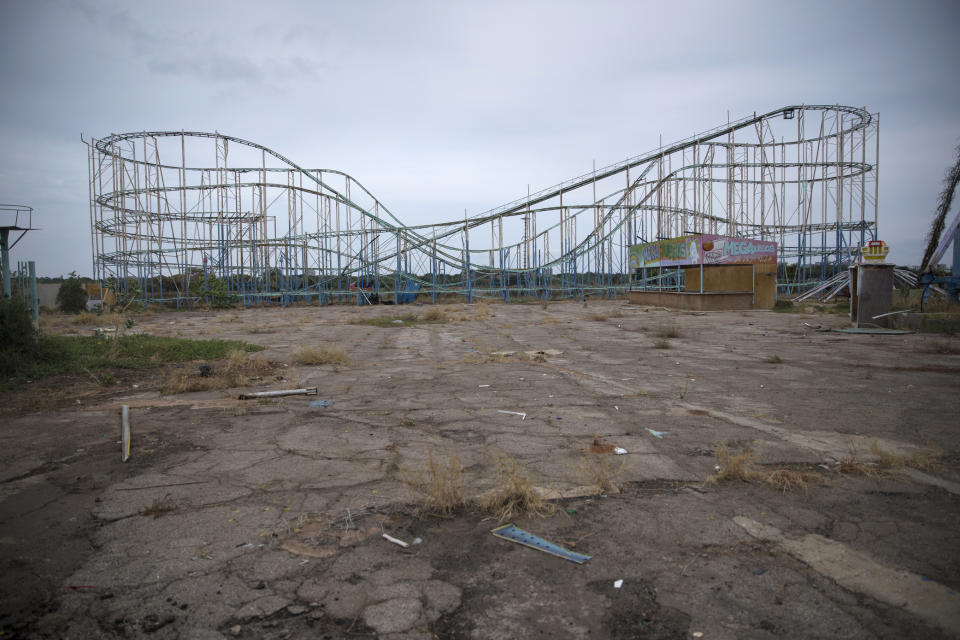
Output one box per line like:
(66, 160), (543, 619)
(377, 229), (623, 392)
(56, 272), (88, 314)
(0, 296), (39, 376)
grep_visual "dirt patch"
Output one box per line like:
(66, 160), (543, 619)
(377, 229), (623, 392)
(2, 301), (959, 639)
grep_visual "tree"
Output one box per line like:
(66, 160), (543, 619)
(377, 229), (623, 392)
(57, 271), (88, 313)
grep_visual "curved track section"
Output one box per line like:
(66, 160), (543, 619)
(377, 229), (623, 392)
(87, 104), (878, 306)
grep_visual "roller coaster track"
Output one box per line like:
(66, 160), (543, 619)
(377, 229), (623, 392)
(87, 104), (879, 305)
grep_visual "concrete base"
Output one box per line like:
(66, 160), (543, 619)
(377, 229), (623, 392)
(628, 290), (754, 310)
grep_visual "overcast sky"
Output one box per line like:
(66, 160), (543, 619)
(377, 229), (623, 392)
(1, 0), (958, 276)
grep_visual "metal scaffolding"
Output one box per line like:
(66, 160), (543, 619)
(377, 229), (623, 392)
(86, 104), (879, 306)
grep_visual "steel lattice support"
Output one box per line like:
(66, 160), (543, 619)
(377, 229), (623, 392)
(86, 104), (879, 306)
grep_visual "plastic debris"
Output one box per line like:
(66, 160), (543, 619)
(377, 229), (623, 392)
(309, 400), (334, 408)
(391, 319), (403, 324)
(693, 633), (704, 638)
(412, 537), (423, 545)
(382, 533), (409, 548)
(491, 523), (591, 564)
(614, 579), (623, 589)
(613, 447), (628, 455)
(646, 428), (669, 439)
(497, 410), (526, 421)
(479, 384), (490, 388)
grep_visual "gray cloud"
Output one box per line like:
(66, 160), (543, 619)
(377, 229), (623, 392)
(1, 0), (958, 275)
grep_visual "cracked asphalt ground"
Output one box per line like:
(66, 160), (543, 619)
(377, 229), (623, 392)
(2, 300), (959, 639)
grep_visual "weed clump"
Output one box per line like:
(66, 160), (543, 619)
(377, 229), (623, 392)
(869, 442), (941, 471)
(403, 451), (466, 517)
(292, 345), (349, 366)
(161, 350), (275, 394)
(422, 307), (448, 322)
(652, 338), (671, 349)
(353, 313), (419, 327)
(706, 443), (818, 492)
(576, 450), (622, 494)
(764, 354), (783, 364)
(836, 456), (881, 477)
(139, 494), (176, 518)
(772, 299), (796, 313)
(654, 323), (682, 339)
(706, 444), (761, 484)
(765, 468), (817, 492)
(478, 457), (554, 521)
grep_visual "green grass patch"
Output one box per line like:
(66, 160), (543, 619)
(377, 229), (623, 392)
(351, 312), (447, 327)
(772, 299), (798, 312)
(5, 334), (263, 382)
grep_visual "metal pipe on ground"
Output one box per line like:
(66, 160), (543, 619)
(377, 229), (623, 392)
(238, 387), (318, 400)
(121, 405), (131, 462)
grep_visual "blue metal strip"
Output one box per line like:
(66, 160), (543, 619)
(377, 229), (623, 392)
(491, 524), (591, 564)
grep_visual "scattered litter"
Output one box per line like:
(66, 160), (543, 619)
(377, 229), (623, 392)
(391, 319), (404, 324)
(613, 447), (628, 455)
(615, 405), (619, 411)
(613, 579), (624, 589)
(309, 400), (334, 408)
(120, 405), (131, 462)
(412, 537), (423, 545)
(646, 428), (669, 439)
(298, 559), (310, 565)
(479, 384), (490, 388)
(490, 523), (591, 564)
(382, 533), (409, 548)
(565, 508), (577, 515)
(497, 410), (526, 421)
(238, 387), (318, 399)
(693, 633), (704, 638)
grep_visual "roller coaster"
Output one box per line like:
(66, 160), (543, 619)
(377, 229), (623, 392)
(86, 104), (879, 306)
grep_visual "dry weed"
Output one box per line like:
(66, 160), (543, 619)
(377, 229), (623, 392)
(402, 451), (466, 517)
(654, 322), (682, 339)
(705, 443), (762, 484)
(139, 494), (176, 518)
(161, 351), (275, 394)
(576, 451), (622, 494)
(652, 338), (671, 349)
(765, 468), (818, 493)
(292, 345), (349, 366)
(837, 456), (882, 477)
(707, 444), (819, 492)
(869, 442), (942, 471)
(472, 301), (490, 319)
(423, 307), (449, 322)
(477, 457), (554, 521)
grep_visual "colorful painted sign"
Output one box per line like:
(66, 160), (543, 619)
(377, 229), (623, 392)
(629, 235), (776, 269)
(628, 236), (700, 269)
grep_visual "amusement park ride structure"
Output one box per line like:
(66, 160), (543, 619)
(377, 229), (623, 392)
(86, 104), (879, 307)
